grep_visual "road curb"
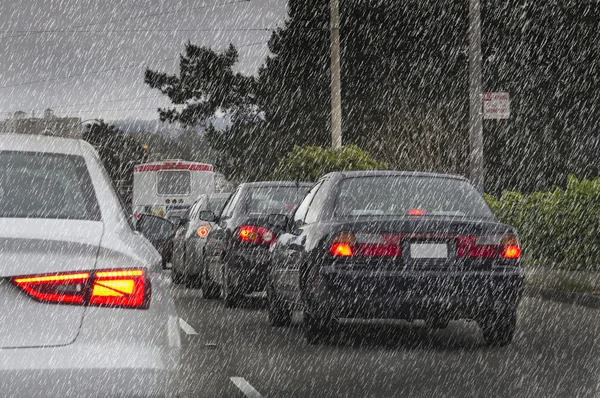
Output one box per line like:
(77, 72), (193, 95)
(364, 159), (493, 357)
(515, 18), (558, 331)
(525, 286), (600, 309)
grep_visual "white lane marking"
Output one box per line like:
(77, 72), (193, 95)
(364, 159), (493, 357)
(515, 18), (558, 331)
(230, 377), (264, 398)
(178, 318), (198, 335)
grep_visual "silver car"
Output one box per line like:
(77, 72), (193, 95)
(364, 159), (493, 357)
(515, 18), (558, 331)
(171, 193), (230, 289)
(0, 134), (181, 397)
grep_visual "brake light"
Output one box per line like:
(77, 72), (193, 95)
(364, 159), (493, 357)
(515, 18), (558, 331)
(408, 209), (426, 217)
(501, 235), (522, 259)
(12, 269), (150, 309)
(238, 226), (276, 245)
(197, 225), (210, 238)
(330, 232), (402, 258)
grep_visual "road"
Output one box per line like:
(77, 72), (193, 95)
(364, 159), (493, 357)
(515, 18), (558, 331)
(171, 281), (599, 398)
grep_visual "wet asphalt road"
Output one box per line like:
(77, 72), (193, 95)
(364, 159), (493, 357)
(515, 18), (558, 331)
(172, 284), (599, 398)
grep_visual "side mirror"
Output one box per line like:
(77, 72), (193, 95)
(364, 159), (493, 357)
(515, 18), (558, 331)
(198, 210), (217, 223)
(268, 213), (289, 232)
(136, 214), (175, 242)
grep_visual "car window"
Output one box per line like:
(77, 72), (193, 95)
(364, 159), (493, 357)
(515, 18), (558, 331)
(304, 180), (330, 224)
(207, 195), (228, 216)
(0, 151), (101, 220)
(335, 176), (495, 219)
(220, 188), (241, 219)
(294, 181), (323, 224)
(242, 186), (309, 216)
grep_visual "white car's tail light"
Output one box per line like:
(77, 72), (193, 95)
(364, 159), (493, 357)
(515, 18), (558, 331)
(13, 269), (150, 309)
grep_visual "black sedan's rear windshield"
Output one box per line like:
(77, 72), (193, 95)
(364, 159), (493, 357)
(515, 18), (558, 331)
(335, 176), (494, 219)
(0, 152), (101, 220)
(242, 186), (308, 216)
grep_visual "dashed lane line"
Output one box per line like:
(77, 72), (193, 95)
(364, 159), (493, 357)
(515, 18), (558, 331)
(178, 318), (198, 335)
(230, 377), (264, 398)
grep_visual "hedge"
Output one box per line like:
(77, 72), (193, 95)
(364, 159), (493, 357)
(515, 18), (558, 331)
(485, 175), (600, 271)
(273, 144), (387, 182)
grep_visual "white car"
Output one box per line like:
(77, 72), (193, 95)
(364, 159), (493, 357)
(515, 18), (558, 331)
(0, 134), (181, 397)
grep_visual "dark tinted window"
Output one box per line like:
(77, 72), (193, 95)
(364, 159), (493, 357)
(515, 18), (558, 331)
(157, 170), (190, 195)
(0, 152), (101, 220)
(137, 215), (173, 240)
(335, 176), (494, 219)
(207, 195), (228, 215)
(242, 186), (309, 216)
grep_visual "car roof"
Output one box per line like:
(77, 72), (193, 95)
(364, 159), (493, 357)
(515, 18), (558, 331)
(330, 170), (469, 181)
(239, 181), (313, 188)
(0, 134), (84, 156)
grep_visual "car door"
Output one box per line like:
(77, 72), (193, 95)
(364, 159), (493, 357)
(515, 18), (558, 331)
(273, 181), (324, 302)
(173, 204), (194, 269)
(205, 188), (240, 281)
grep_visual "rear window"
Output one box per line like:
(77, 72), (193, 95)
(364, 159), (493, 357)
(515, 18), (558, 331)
(157, 170), (190, 196)
(0, 152), (101, 220)
(242, 186), (309, 216)
(335, 176), (494, 219)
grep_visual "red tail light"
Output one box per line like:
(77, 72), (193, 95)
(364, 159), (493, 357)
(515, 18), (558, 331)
(13, 269), (150, 309)
(330, 233), (402, 258)
(501, 235), (522, 259)
(238, 225), (276, 245)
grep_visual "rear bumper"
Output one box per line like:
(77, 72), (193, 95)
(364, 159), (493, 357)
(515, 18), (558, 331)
(227, 248), (270, 293)
(0, 342), (179, 398)
(306, 267), (524, 320)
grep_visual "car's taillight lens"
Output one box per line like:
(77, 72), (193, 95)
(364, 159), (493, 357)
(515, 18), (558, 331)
(330, 232), (402, 258)
(13, 269), (150, 309)
(197, 225), (210, 238)
(501, 235), (522, 259)
(238, 225), (276, 245)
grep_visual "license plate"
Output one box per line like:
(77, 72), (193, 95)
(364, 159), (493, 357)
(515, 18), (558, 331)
(410, 243), (448, 259)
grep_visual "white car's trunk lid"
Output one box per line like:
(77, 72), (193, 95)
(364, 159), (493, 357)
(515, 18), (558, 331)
(0, 219), (103, 348)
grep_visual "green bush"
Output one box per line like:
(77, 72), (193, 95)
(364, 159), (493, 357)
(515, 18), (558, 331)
(486, 175), (600, 271)
(273, 145), (387, 182)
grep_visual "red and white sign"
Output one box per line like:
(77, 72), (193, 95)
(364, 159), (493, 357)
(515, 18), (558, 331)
(483, 92), (510, 119)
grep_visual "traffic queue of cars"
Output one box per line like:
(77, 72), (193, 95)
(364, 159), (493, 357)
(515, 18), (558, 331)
(170, 171), (525, 348)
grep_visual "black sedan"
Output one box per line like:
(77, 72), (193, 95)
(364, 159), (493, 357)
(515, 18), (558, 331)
(267, 171), (524, 346)
(202, 181), (312, 307)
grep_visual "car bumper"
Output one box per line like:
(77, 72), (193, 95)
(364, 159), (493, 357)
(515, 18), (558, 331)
(0, 342), (179, 398)
(306, 267), (524, 320)
(228, 248), (270, 293)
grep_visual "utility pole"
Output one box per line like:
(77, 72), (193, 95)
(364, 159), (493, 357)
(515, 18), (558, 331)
(330, 0), (342, 149)
(469, 0), (484, 190)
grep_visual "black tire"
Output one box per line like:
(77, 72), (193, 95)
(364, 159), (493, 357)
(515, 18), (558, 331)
(479, 309), (517, 347)
(186, 274), (202, 289)
(222, 266), (241, 309)
(171, 268), (184, 285)
(201, 266), (220, 299)
(303, 310), (336, 345)
(267, 284), (292, 327)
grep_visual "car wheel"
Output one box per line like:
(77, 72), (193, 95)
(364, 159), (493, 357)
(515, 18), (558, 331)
(201, 266), (219, 299)
(186, 275), (202, 289)
(479, 309), (517, 347)
(303, 310), (336, 345)
(267, 283), (292, 327)
(222, 266), (241, 309)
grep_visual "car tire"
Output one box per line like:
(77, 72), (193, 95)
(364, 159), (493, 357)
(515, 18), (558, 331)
(201, 267), (219, 299)
(479, 309), (517, 347)
(186, 275), (202, 289)
(222, 266), (241, 309)
(171, 268), (184, 285)
(303, 310), (336, 345)
(267, 284), (292, 327)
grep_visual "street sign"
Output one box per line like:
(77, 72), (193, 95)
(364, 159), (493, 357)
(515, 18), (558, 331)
(483, 92), (510, 119)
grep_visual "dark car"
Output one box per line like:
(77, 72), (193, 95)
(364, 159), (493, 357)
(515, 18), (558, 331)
(203, 182), (312, 307)
(135, 214), (176, 268)
(266, 171), (524, 346)
(171, 193), (230, 286)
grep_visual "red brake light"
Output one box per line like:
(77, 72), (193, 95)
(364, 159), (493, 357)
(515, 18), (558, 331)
(13, 272), (89, 304)
(408, 209), (426, 217)
(238, 226), (276, 245)
(12, 269), (150, 309)
(501, 235), (522, 259)
(331, 242), (354, 257)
